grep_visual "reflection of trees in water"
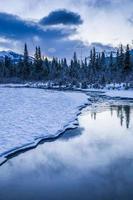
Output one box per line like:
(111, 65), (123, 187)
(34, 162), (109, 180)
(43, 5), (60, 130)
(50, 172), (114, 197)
(90, 105), (131, 129)
(124, 106), (130, 129)
(110, 106), (113, 116)
(110, 105), (131, 129)
(91, 112), (97, 120)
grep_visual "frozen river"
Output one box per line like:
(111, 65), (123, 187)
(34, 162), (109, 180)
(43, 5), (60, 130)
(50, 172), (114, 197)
(0, 93), (133, 200)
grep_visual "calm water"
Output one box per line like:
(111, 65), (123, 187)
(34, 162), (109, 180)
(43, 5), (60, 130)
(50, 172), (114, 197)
(0, 100), (133, 200)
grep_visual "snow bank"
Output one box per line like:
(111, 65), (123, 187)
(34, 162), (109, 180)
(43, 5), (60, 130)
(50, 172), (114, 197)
(103, 90), (133, 99)
(0, 88), (89, 160)
(86, 89), (133, 99)
(0, 83), (29, 88)
(85, 88), (133, 99)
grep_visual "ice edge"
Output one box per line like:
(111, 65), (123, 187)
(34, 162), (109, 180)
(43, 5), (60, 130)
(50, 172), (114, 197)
(0, 101), (90, 166)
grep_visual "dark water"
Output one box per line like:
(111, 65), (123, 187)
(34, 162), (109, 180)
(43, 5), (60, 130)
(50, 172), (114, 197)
(0, 101), (133, 200)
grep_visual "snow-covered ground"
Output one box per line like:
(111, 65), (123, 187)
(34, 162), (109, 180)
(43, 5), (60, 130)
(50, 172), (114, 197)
(1, 82), (133, 98)
(0, 88), (88, 162)
(0, 83), (133, 165)
(27, 82), (133, 99)
(86, 89), (133, 99)
(103, 90), (133, 98)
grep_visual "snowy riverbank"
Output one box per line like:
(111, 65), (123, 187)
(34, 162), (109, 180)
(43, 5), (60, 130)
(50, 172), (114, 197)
(0, 82), (133, 99)
(0, 87), (89, 165)
(86, 89), (133, 99)
(103, 90), (133, 99)
(0, 84), (133, 165)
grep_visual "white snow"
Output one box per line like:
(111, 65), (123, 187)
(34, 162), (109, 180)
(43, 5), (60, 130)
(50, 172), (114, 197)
(0, 50), (22, 61)
(104, 90), (133, 98)
(0, 50), (34, 63)
(0, 87), (88, 159)
(0, 83), (29, 88)
(85, 88), (133, 99)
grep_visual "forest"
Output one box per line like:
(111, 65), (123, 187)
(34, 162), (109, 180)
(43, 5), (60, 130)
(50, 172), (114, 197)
(0, 43), (132, 88)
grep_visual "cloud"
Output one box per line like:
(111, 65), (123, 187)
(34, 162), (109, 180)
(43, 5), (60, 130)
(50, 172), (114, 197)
(43, 39), (88, 59)
(0, 12), (75, 41)
(88, 0), (112, 8)
(85, 0), (133, 10)
(0, 9), (117, 59)
(40, 9), (83, 26)
(90, 42), (115, 52)
(0, 12), (82, 58)
(43, 40), (115, 59)
(128, 15), (133, 25)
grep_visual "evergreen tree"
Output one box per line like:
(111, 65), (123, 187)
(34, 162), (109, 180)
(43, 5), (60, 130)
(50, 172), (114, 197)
(88, 49), (94, 83)
(43, 57), (50, 79)
(22, 43), (30, 79)
(124, 44), (131, 74)
(24, 43), (29, 64)
(38, 46), (42, 60)
(4, 56), (12, 77)
(119, 44), (124, 70)
(100, 51), (106, 70)
(34, 46), (39, 60)
(0, 60), (4, 78)
(0, 41), (132, 85)
(92, 47), (96, 67)
(116, 48), (120, 69)
(34, 46), (43, 79)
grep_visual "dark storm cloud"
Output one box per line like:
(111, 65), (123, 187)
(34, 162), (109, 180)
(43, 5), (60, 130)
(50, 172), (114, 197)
(40, 9), (83, 26)
(0, 12), (75, 40)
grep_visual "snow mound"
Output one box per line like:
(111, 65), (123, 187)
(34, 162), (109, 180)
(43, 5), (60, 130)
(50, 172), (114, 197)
(0, 88), (89, 160)
(104, 90), (133, 99)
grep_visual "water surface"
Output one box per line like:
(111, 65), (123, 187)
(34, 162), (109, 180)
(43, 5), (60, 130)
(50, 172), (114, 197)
(0, 100), (133, 200)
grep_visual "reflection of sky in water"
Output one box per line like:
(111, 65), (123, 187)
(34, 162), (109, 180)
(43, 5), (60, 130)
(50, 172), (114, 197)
(0, 103), (133, 200)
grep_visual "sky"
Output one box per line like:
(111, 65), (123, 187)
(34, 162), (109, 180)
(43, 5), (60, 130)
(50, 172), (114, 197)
(0, 0), (133, 59)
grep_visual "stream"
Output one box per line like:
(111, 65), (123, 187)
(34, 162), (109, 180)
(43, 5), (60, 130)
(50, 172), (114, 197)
(0, 94), (133, 200)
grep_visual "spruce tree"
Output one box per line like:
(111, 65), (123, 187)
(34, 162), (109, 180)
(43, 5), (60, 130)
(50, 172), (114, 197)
(38, 47), (42, 60)
(22, 43), (30, 79)
(101, 51), (105, 70)
(119, 44), (124, 71)
(109, 52), (113, 70)
(124, 44), (131, 74)
(34, 46), (43, 80)
(24, 43), (29, 64)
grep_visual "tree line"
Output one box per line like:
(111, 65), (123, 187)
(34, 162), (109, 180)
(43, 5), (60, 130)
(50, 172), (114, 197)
(0, 43), (132, 87)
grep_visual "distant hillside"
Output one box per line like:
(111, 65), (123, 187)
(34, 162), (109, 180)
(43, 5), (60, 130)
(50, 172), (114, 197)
(0, 51), (33, 63)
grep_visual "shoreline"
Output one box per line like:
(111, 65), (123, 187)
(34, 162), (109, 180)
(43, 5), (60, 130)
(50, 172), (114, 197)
(0, 82), (133, 99)
(0, 85), (133, 167)
(0, 89), (90, 167)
